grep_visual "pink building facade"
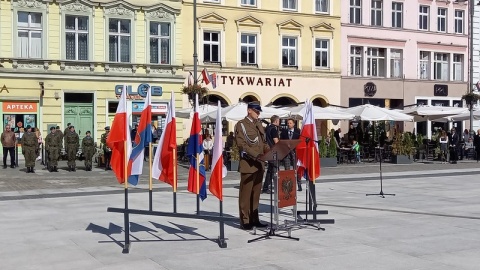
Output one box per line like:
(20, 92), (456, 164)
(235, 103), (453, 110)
(341, 0), (469, 138)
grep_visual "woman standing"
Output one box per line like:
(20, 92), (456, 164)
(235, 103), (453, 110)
(202, 134), (213, 171)
(439, 131), (449, 163)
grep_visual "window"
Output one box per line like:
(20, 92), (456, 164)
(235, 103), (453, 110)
(314, 39), (329, 68)
(371, 0), (383, 26)
(283, 0), (297, 10)
(455, 10), (464, 34)
(203, 31), (220, 63)
(150, 22), (170, 64)
(241, 0), (256, 6)
(315, 0), (328, 13)
(282, 37), (297, 67)
(17, 12), (42, 59)
(390, 49), (402, 78)
(419, 6), (429, 30)
(453, 54), (463, 81)
(419, 51), (430, 79)
(350, 0), (362, 24)
(437, 8), (447, 32)
(392, 2), (403, 28)
(366, 47), (385, 77)
(108, 19), (131, 63)
(434, 53), (449, 80)
(65, 15), (88, 61)
(350, 46), (363, 76)
(240, 34), (256, 65)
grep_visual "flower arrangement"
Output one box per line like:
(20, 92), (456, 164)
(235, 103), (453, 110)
(461, 92), (480, 105)
(181, 84), (209, 100)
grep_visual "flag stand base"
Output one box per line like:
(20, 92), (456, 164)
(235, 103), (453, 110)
(107, 207), (237, 251)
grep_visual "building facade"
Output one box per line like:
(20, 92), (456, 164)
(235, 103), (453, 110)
(0, 0), (185, 146)
(341, 0), (469, 138)
(181, 0), (341, 137)
(473, 3), (480, 93)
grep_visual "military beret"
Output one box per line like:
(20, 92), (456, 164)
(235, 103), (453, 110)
(69, 126), (75, 129)
(86, 130), (91, 134)
(105, 126), (110, 130)
(67, 123), (71, 126)
(26, 125), (31, 129)
(56, 126), (60, 129)
(247, 102), (262, 112)
(50, 127), (55, 131)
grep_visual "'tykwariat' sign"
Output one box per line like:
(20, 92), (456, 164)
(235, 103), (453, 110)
(219, 75), (292, 87)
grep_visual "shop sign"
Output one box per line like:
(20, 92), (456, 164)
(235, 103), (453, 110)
(364, 82), (377, 97)
(219, 75), (292, 87)
(2, 102), (37, 112)
(434, 84), (448, 96)
(132, 102), (168, 113)
(115, 84), (163, 100)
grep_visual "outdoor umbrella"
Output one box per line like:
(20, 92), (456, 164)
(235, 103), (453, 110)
(176, 104), (219, 119)
(402, 105), (468, 122)
(281, 104), (355, 120)
(202, 102), (290, 121)
(343, 104), (413, 121)
(443, 110), (480, 122)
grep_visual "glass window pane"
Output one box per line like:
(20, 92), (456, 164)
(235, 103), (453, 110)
(78, 16), (88, 31)
(289, 49), (295, 65)
(160, 38), (169, 64)
(18, 12), (28, 26)
(241, 35), (247, 44)
(150, 22), (159, 35)
(65, 16), (76, 30)
(249, 48), (255, 64)
(30, 32), (42, 58)
(212, 33), (219, 42)
(78, 33), (88, 60)
(17, 31), (29, 58)
(30, 13), (42, 27)
(120, 20), (130, 34)
(109, 35), (118, 62)
(109, 19), (119, 32)
(150, 38), (159, 63)
(120, 36), (130, 62)
(282, 49), (288, 65)
(203, 44), (210, 61)
(66, 32), (76, 60)
(212, 45), (219, 62)
(249, 35), (255, 44)
(282, 38), (288, 46)
(241, 46), (247, 63)
(289, 38), (295, 47)
(322, 51), (328, 66)
(204, 32), (210, 41)
(160, 23), (169, 36)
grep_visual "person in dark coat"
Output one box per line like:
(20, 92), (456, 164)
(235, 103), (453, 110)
(101, 126), (111, 170)
(45, 126), (61, 172)
(449, 128), (459, 164)
(65, 126), (80, 171)
(82, 131), (95, 171)
(21, 125), (38, 173)
(279, 118), (302, 191)
(262, 115), (280, 194)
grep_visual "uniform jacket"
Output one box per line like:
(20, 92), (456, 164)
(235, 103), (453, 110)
(101, 132), (111, 152)
(45, 132), (62, 150)
(234, 117), (269, 173)
(21, 132), (38, 148)
(65, 131), (80, 150)
(82, 136), (95, 150)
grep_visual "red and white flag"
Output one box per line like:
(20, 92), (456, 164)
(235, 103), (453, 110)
(201, 68), (211, 85)
(152, 92), (177, 187)
(107, 85), (132, 184)
(209, 100), (227, 200)
(296, 100), (320, 181)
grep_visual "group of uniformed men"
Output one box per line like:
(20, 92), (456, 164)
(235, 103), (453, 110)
(19, 123), (100, 173)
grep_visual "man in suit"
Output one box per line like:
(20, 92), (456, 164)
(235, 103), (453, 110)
(280, 118), (302, 191)
(234, 102), (269, 230)
(449, 127), (459, 164)
(262, 115), (280, 194)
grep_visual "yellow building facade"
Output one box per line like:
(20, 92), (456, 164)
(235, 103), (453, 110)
(181, 0), (341, 135)
(0, 0), (186, 145)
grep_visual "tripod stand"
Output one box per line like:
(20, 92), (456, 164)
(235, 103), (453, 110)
(248, 142), (300, 243)
(366, 130), (395, 198)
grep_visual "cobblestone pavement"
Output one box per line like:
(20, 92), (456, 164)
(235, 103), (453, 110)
(1, 158), (480, 194)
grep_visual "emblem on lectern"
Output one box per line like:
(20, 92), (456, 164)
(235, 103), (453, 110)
(282, 177), (294, 200)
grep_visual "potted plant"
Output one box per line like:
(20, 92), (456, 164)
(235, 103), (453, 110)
(181, 84), (209, 101)
(229, 141), (240, 171)
(391, 132), (414, 164)
(462, 92), (480, 107)
(318, 131), (337, 167)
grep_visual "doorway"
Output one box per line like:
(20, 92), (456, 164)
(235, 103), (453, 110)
(64, 93), (94, 141)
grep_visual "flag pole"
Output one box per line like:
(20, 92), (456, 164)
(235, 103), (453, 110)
(219, 199), (224, 245)
(173, 148), (177, 213)
(196, 153), (200, 215)
(149, 142), (153, 211)
(123, 140), (130, 253)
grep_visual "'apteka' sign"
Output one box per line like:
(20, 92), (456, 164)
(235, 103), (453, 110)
(115, 84), (163, 99)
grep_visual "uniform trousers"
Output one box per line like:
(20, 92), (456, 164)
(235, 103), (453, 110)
(239, 170), (263, 226)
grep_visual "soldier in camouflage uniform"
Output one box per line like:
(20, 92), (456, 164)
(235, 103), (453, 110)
(82, 131), (95, 171)
(55, 126), (63, 161)
(65, 125), (79, 171)
(45, 126), (61, 172)
(101, 126), (111, 170)
(21, 125), (39, 173)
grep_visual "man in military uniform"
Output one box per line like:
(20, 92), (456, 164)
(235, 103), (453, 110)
(65, 125), (79, 171)
(82, 131), (95, 171)
(55, 126), (63, 161)
(234, 103), (269, 230)
(45, 126), (61, 172)
(64, 123), (71, 138)
(21, 125), (39, 173)
(101, 126), (112, 170)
